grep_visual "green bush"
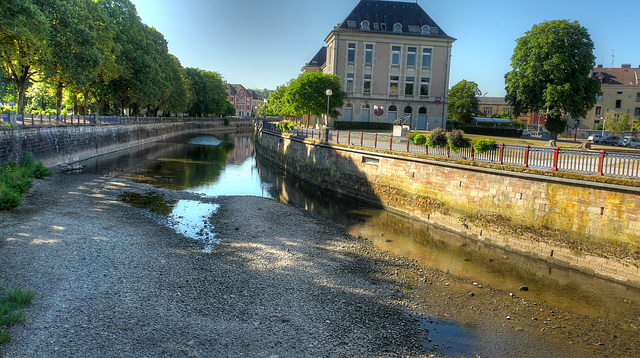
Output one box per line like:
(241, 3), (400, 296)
(276, 120), (295, 131)
(0, 183), (23, 209)
(447, 129), (467, 153)
(0, 155), (53, 210)
(413, 133), (427, 145)
(472, 138), (497, 154)
(426, 128), (448, 147)
(454, 125), (522, 138)
(405, 130), (417, 141)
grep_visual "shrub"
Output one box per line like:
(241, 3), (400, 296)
(0, 183), (23, 210)
(405, 130), (417, 141)
(413, 133), (427, 145)
(447, 129), (467, 153)
(472, 138), (497, 154)
(0, 155), (52, 210)
(426, 128), (448, 147)
(276, 120), (295, 131)
(223, 117), (230, 126)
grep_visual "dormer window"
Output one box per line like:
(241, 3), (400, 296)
(430, 27), (439, 35)
(373, 22), (380, 30)
(408, 25), (419, 33)
(360, 20), (370, 31)
(421, 25), (430, 35)
(381, 23), (387, 30)
(393, 23), (403, 33)
(347, 20), (356, 29)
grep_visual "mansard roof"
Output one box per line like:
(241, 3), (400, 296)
(306, 47), (327, 68)
(335, 0), (453, 39)
(591, 65), (640, 87)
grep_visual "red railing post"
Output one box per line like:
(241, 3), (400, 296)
(523, 145), (530, 168)
(374, 133), (378, 148)
(348, 131), (351, 145)
(551, 147), (559, 171)
(446, 146), (450, 158)
(40, 114), (43, 125)
(425, 145), (428, 155)
(360, 132), (363, 147)
(336, 130), (340, 143)
(470, 146), (475, 161)
(597, 150), (605, 176)
(499, 143), (505, 164)
(31, 115), (34, 126)
(406, 138), (410, 152)
(389, 134), (393, 150)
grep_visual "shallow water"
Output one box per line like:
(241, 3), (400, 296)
(81, 131), (640, 356)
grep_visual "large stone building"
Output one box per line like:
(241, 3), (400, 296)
(584, 64), (640, 130)
(304, 0), (455, 130)
(227, 84), (264, 118)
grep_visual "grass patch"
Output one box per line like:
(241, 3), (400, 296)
(0, 284), (34, 345)
(0, 154), (54, 210)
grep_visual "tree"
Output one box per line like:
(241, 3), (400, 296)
(185, 68), (229, 117)
(608, 111), (631, 135)
(0, 0), (48, 114)
(505, 20), (601, 140)
(286, 71), (345, 119)
(259, 84), (293, 118)
(447, 80), (481, 124)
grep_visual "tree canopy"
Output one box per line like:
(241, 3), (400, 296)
(447, 80), (481, 124)
(0, 0), (233, 117)
(505, 20), (601, 139)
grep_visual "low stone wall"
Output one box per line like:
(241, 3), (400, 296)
(0, 120), (254, 166)
(257, 129), (640, 286)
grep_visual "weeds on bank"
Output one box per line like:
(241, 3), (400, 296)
(0, 154), (53, 210)
(0, 284), (34, 345)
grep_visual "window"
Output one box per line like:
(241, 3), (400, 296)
(346, 73), (354, 92)
(505, 108), (513, 115)
(373, 22), (379, 30)
(635, 107), (640, 117)
(421, 25), (430, 35)
(595, 106), (602, 116)
(363, 74), (371, 94)
(391, 46), (401, 65)
(617, 91), (623, 95)
(364, 44), (373, 64)
(422, 48), (432, 68)
(381, 23), (387, 30)
(393, 23), (403, 33)
(615, 100), (622, 108)
(408, 25), (419, 33)
(347, 43), (356, 63)
(405, 77), (414, 96)
(347, 21), (356, 29)
(597, 92), (603, 102)
(389, 76), (399, 94)
(360, 20), (370, 31)
(406, 47), (416, 66)
(420, 77), (430, 96)
(484, 107), (493, 116)
(636, 93), (640, 102)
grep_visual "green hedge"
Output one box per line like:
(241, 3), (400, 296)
(334, 121), (393, 131)
(454, 126), (523, 137)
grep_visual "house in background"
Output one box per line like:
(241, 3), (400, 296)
(227, 84), (259, 118)
(304, 0), (455, 130)
(586, 64), (640, 130)
(478, 97), (546, 128)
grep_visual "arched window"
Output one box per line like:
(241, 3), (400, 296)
(345, 103), (353, 108)
(362, 104), (370, 109)
(360, 20), (370, 31)
(393, 23), (403, 33)
(388, 105), (397, 112)
(419, 107), (427, 114)
(404, 106), (413, 114)
(421, 25), (430, 35)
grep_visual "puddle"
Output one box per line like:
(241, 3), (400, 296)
(118, 192), (176, 216)
(168, 200), (220, 253)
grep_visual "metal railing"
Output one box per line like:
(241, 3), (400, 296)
(0, 113), (249, 127)
(262, 123), (640, 180)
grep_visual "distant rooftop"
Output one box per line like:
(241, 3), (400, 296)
(591, 64), (640, 86)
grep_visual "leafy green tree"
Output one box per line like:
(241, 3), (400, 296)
(505, 20), (600, 140)
(286, 72), (345, 119)
(608, 111), (631, 135)
(186, 68), (230, 117)
(0, 0), (48, 114)
(447, 80), (481, 124)
(259, 84), (294, 118)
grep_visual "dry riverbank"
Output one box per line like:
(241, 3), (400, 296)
(0, 173), (638, 357)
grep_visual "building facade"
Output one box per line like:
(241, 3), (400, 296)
(305, 0), (455, 130)
(584, 64), (640, 130)
(228, 84), (262, 118)
(478, 97), (546, 127)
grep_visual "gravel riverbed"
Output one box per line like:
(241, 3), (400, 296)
(0, 173), (638, 357)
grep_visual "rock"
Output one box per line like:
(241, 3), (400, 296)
(520, 286), (529, 291)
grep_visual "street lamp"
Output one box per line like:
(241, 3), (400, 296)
(325, 89), (332, 126)
(374, 105), (384, 122)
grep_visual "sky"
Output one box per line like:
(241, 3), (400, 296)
(129, 0), (640, 97)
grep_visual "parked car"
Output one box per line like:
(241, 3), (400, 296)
(587, 133), (602, 141)
(522, 129), (532, 137)
(618, 137), (633, 146)
(593, 136), (622, 145)
(625, 138), (640, 149)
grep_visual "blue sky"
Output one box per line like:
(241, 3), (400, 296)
(130, 0), (639, 97)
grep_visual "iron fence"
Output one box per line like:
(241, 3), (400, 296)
(0, 113), (245, 127)
(263, 124), (640, 181)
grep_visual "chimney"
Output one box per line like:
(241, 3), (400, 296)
(621, 64), (631, 68)
(597, 64), (603, 68)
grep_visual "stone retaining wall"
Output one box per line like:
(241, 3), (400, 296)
(0, 121), (254, 166)
(257, 129), (640, 286)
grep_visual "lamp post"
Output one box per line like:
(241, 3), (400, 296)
(374, 105), (384, 122)
(325, 89), (332, 127)
(601, 117), (606, 137)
